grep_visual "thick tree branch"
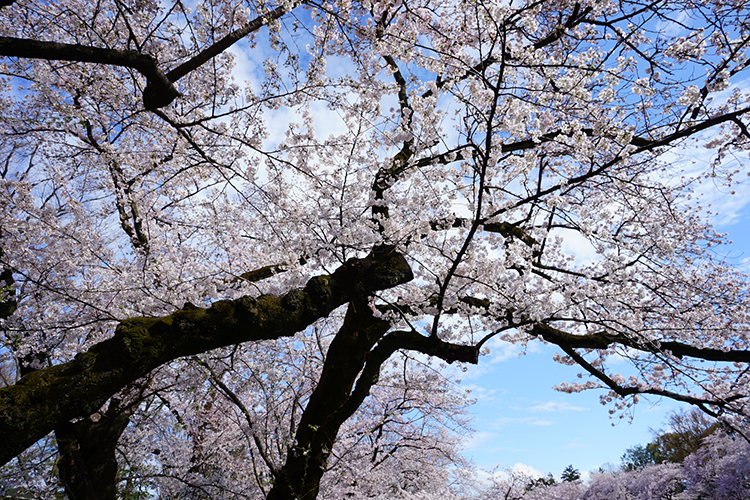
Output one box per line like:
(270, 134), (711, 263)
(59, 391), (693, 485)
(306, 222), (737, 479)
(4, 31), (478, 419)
(0, 245), (15, 320)
(534, 3), (595, 50)
(231, 255), (308, 284)
(0, 246), (413, 466)
(0, 3), (295, 110)
(531, 323), (750, 364)
(0, 37), (179, 110)
(143, 2), (296, 108)
(267, 299), (393, 500)
(430, 217), (540, 250)
(555, 337), (746, 409)
(266, 301), (478, 500)
(371, 54), (415, 224)
(500, 127), (651, 153)
(162, 3), (295, 84)
(55, 396), (138, 500)
(342, 330), (478, 422)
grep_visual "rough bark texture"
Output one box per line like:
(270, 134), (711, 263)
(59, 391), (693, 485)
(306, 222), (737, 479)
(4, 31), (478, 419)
(265, 304), (480, 500)
(55, 401), (134, 500)
(0, 247), (413, 466)
(266, 300), (392, 500)
(0, 265), (15, 320)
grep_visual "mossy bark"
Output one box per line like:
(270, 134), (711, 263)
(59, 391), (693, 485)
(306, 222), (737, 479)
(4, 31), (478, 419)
(266, 300), (391, 500)
(0, 247), (413, 466)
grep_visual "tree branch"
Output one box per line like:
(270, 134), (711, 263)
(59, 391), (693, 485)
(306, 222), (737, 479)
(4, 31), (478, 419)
(0, 246), (413, 465)
(555, 337), (746, 408)
(142, 2), (296, 108)
(193, 357), (278, 476)
(163, 3), (294, 84)
(341, 330), (479, 423)
(0, 2), (295, 110)
(531, 323), (750, 364)
(0, 37), (178, 110)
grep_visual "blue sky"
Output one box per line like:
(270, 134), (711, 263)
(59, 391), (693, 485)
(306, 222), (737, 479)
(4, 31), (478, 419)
(220, 10), (750, 483)
(458, 147), (750, 481)
(460, 341), (681, 479)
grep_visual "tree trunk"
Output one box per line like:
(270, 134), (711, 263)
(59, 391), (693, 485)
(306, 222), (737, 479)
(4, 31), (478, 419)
(0, 248), (414, 466)
(266, 300), (390, 500)
(55, 402), (133, 500)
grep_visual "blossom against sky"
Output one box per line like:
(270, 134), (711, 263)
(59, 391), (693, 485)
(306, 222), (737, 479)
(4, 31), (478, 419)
(460, 132), (750, 480)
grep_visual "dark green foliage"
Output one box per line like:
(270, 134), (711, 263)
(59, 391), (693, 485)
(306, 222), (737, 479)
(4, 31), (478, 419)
(621, 443), (659, 471)
(525, 473), (555, 491)
(620, 408), (720, 470)
(561, 464), (580, 482)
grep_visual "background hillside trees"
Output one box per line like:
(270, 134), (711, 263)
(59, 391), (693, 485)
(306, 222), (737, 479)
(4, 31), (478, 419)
(1, 0), (750, 498)
(621, 407), (720, 470)
(493, 411), (749, 500)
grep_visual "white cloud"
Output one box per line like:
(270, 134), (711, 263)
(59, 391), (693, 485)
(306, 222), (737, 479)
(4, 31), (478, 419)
(490, 416), (556, 427)
(461, 383), (505, 403)
(486, 336), (542, 364)
(656, 142), (750, 228)
(510, 462), (544, 478)
(655, 10), (689, 36)
(462, 431), (498, 452)
(480, 463), (545, 484)
(528, 401), (590, 413)
(556, 227), (602, 267)
(562, 437), (591, 449)
(487, 338), (524, 363)
(531, 419), (555, 426)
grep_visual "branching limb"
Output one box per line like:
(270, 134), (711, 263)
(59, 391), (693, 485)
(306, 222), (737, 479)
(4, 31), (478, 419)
(143, 2), (298, 108)
(532, 3), (593, 50)
(0, 2), (297, 110)
(0, 37), (178, 109)
(531, 323), (750, 364)
(0, 246), (413, 466)
(341, 330), (479, 423)
(555, 336), (746, 409)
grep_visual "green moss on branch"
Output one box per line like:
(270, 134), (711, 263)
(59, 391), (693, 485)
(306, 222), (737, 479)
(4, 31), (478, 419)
(0, 247), (413, 465)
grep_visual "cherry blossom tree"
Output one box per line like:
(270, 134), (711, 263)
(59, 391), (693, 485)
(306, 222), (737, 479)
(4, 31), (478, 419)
(681, 430), (750, 500)
(581, 464), (685, 500)
(1, 0), (750, 498)
(473, 428), (750, 500)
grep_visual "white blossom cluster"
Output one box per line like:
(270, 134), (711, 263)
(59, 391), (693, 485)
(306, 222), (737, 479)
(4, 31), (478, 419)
(1, 0), (750, 496)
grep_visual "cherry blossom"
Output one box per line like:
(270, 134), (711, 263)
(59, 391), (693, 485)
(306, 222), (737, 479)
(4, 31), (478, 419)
(0, 0), (750, 497)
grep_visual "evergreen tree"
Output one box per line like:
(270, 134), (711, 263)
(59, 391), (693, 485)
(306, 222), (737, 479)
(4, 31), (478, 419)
(561, 465), (581, 482)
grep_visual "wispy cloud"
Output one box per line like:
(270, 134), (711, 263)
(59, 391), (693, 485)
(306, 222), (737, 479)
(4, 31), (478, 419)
(490, 416), (556, 427)
(528, 401), (590, 413)
(562, 437), (592, 449)
(462, 431), (499, 452)
(486, 337), (542, 364)
(462, 383), (505, 402)
(531, 419), (555, 426)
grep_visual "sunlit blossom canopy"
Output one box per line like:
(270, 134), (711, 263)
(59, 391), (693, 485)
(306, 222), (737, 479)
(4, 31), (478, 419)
(1, 0), (750, 497)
